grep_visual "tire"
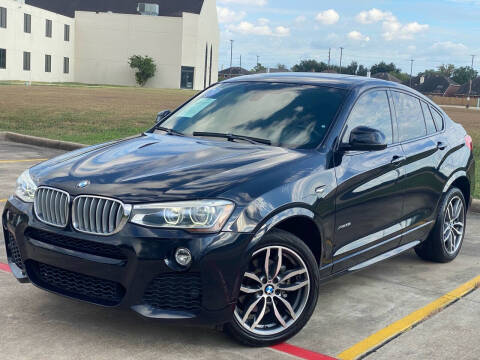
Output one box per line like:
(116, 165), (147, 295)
(224, 229), (319, 347)
(415, 187), (466, 263)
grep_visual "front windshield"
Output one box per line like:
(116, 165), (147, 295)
(160, 82), (347, 149)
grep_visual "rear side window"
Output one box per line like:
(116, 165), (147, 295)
(342, 90), (393, 144)
(421, 101), (436, 134)
(430, 107), (444, 131)
(392, 91), (426, 142)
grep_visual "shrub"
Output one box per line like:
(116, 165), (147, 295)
(128, 55), (157, 86)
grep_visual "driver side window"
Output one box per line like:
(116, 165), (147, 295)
(342, 90), (393, 145)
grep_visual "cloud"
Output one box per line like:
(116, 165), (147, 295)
(218, 0), (267, 6)
(356, 8), (428, 40)
(356, 8), (395, 24)
(315, 9), (340, 25)
(382, 20), (429, 40)
(431, 41), (468, 53)
(294, 15), (307, 24)
(217, 7), (246, 24)
(227, 21), (290, 36)
(257, 18), (270, 26)
(348, 31), (370, 42)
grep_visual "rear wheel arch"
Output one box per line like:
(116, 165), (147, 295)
(443, 171), (471, 210)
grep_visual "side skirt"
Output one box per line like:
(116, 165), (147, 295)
(347, 240), (421, 272)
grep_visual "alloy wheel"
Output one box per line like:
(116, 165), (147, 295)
(443, 195), (465, 255)
(234, 246), (310, 336)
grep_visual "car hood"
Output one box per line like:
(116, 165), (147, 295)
(31, 133), (308, 203)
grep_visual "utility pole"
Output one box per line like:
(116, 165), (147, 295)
(229, 40), (234, 77)
(469, 55), (476, 100)
(256, 55), (260, 66)
(409, 59), (415, 88)
(339, 47), (344, 73)
(240, 55), (242, 69)
(328, 48), (331, 69)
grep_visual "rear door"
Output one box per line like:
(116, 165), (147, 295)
(332, 90), (406, 272)
(390, 91), (447, 245)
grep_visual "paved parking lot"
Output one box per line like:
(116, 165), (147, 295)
(1, 139), (480, 360)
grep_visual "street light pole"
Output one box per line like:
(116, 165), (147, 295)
(229, 40), (234, 77)
(469, 55), (476, 100)
(339, 47), (344, 73)
(409, 59), (414, 88)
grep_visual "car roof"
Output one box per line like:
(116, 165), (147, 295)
(223, 72), (410, 91)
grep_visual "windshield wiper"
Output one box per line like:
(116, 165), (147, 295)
(156, 126), (185, 137)
(193, 132), (272, 145)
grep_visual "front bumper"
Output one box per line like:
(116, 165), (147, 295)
(2, 197), (253, 325)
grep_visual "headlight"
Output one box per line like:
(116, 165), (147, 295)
(15, 169), (38, 203)
(130, 200), (234, 233)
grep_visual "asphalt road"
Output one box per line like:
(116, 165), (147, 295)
(1, 139), (479, 360)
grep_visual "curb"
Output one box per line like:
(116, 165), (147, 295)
(472, 199), (480, 214)
(0, 131), (85, 151)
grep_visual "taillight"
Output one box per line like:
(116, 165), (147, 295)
(465, 135), (473, 151)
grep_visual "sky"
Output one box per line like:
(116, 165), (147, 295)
(216, 0), (480, 74)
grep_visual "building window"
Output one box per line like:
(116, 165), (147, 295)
(0, 7), (6, 28)
(0, 49), (6, 69)
(45, 55), (51, 72)
(64, 24), (70, 41)
(63, 57), (69, 74)
(23, 52), (31, 71)
(181, 66), (194, 89)
(24, 14), (31, 33)
(46, 19), (52, 37)
(209, 45), (213, 86)
(204, 44), (208, 89)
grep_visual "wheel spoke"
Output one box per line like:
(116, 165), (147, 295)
(279, 280), (309, 292)
(275, 295), (296, 320)
(240, 285), (262, 294)
(242, 296), (263, 323)
(244, 272), (262, 285)
(271, 297), (287, 328)
(273, 248), (282, 279)
(264, 248), (271, 280)
(451, 226), (462, 236)
(453, 201), (462, 220)
(250, 297), (267, 330)
(279, 268), (306, 284)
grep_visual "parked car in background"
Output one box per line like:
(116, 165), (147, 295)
(3, 73), (474, 346)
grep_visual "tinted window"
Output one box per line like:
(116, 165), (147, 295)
(46, 19), (52, 37)
(0, 49), (5, 69)
(23, 51), (30, 71)
(430, 107), (444, 131)
(24, 13), (31, 33)
(342, 90), (393, 144)
(0, 7), (6, 28)
(64, 24), (70, 41)
(64, 57), (69, 74)
(421, 101), (436, 134)
(392, 91), (426, 142)
(161, 82), (347, 149)
(45, 54), (51, 72)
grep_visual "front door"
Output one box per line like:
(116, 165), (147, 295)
(332, 90), (406, 272)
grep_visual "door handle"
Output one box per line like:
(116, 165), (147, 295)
(391, 155), (406, 165)
(437, 141), (447, 150)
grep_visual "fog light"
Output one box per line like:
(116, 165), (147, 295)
(175, 247), (192, 267)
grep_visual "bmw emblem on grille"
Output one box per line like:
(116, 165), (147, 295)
(76, 180), (90, 189)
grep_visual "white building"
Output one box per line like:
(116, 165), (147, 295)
(0, 0), (219, 90)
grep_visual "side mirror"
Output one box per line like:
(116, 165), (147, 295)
(340, 126), (388, 152)
(156, 110), (171, 123)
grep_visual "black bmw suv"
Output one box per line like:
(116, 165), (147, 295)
(3, 74), (475, 346)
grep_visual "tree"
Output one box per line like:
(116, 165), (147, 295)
(251, 63), (267, 73)
(438, 64), (455, 77)
(357, 65), (369, 76)
(291, 59), (328, 73)
(277, 64), (288, 70)
(370, 61), (401, 75)
(452, 66), (478, 85)
(128, 55), (157, 86)
(344, 61), (359, 75)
